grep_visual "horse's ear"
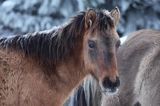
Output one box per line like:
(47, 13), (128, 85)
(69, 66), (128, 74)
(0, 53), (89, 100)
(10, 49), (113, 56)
(85, 9), (96, 29)
(110, 7), (120, 26)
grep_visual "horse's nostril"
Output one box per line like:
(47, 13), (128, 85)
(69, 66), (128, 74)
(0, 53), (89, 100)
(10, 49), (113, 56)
(102, 77), (120, 89)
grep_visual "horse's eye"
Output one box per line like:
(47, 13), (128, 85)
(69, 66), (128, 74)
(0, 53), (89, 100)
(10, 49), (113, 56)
(88, 40), (96, 49)
(116, 40), (121, 48)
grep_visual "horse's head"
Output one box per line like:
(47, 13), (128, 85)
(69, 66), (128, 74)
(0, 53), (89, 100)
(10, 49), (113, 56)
(83, 7), (121, 95)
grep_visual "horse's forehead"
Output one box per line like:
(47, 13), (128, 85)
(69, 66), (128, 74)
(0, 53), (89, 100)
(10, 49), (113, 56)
(86, 10), (115, 37)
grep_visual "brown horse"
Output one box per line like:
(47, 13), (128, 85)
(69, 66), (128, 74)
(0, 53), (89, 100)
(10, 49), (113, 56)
(0, 7), (120, 106)
(101, 29), (160, 106)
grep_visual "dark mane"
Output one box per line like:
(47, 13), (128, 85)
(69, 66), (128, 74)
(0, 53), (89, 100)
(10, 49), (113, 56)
(0, 9), (114, 64)
(0, 12), (85, 62)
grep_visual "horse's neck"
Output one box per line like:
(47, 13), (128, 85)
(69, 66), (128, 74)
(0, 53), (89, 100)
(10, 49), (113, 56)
(49, 58), (86, 99)
(0, 28), (87, 100)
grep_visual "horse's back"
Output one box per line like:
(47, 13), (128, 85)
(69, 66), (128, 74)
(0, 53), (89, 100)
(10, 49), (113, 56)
(117, 29), (160, 106)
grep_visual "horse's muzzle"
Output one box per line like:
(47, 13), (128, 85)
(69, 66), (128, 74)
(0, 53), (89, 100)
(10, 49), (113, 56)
(101, 76), (120, 94)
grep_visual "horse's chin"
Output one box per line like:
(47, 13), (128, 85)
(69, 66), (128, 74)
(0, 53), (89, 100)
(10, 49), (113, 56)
(102, 88), (119, 96)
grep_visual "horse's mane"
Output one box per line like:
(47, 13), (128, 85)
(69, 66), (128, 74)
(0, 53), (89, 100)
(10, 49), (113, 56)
(0, 9), (114, 64)
(0, 12), (86, 62)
